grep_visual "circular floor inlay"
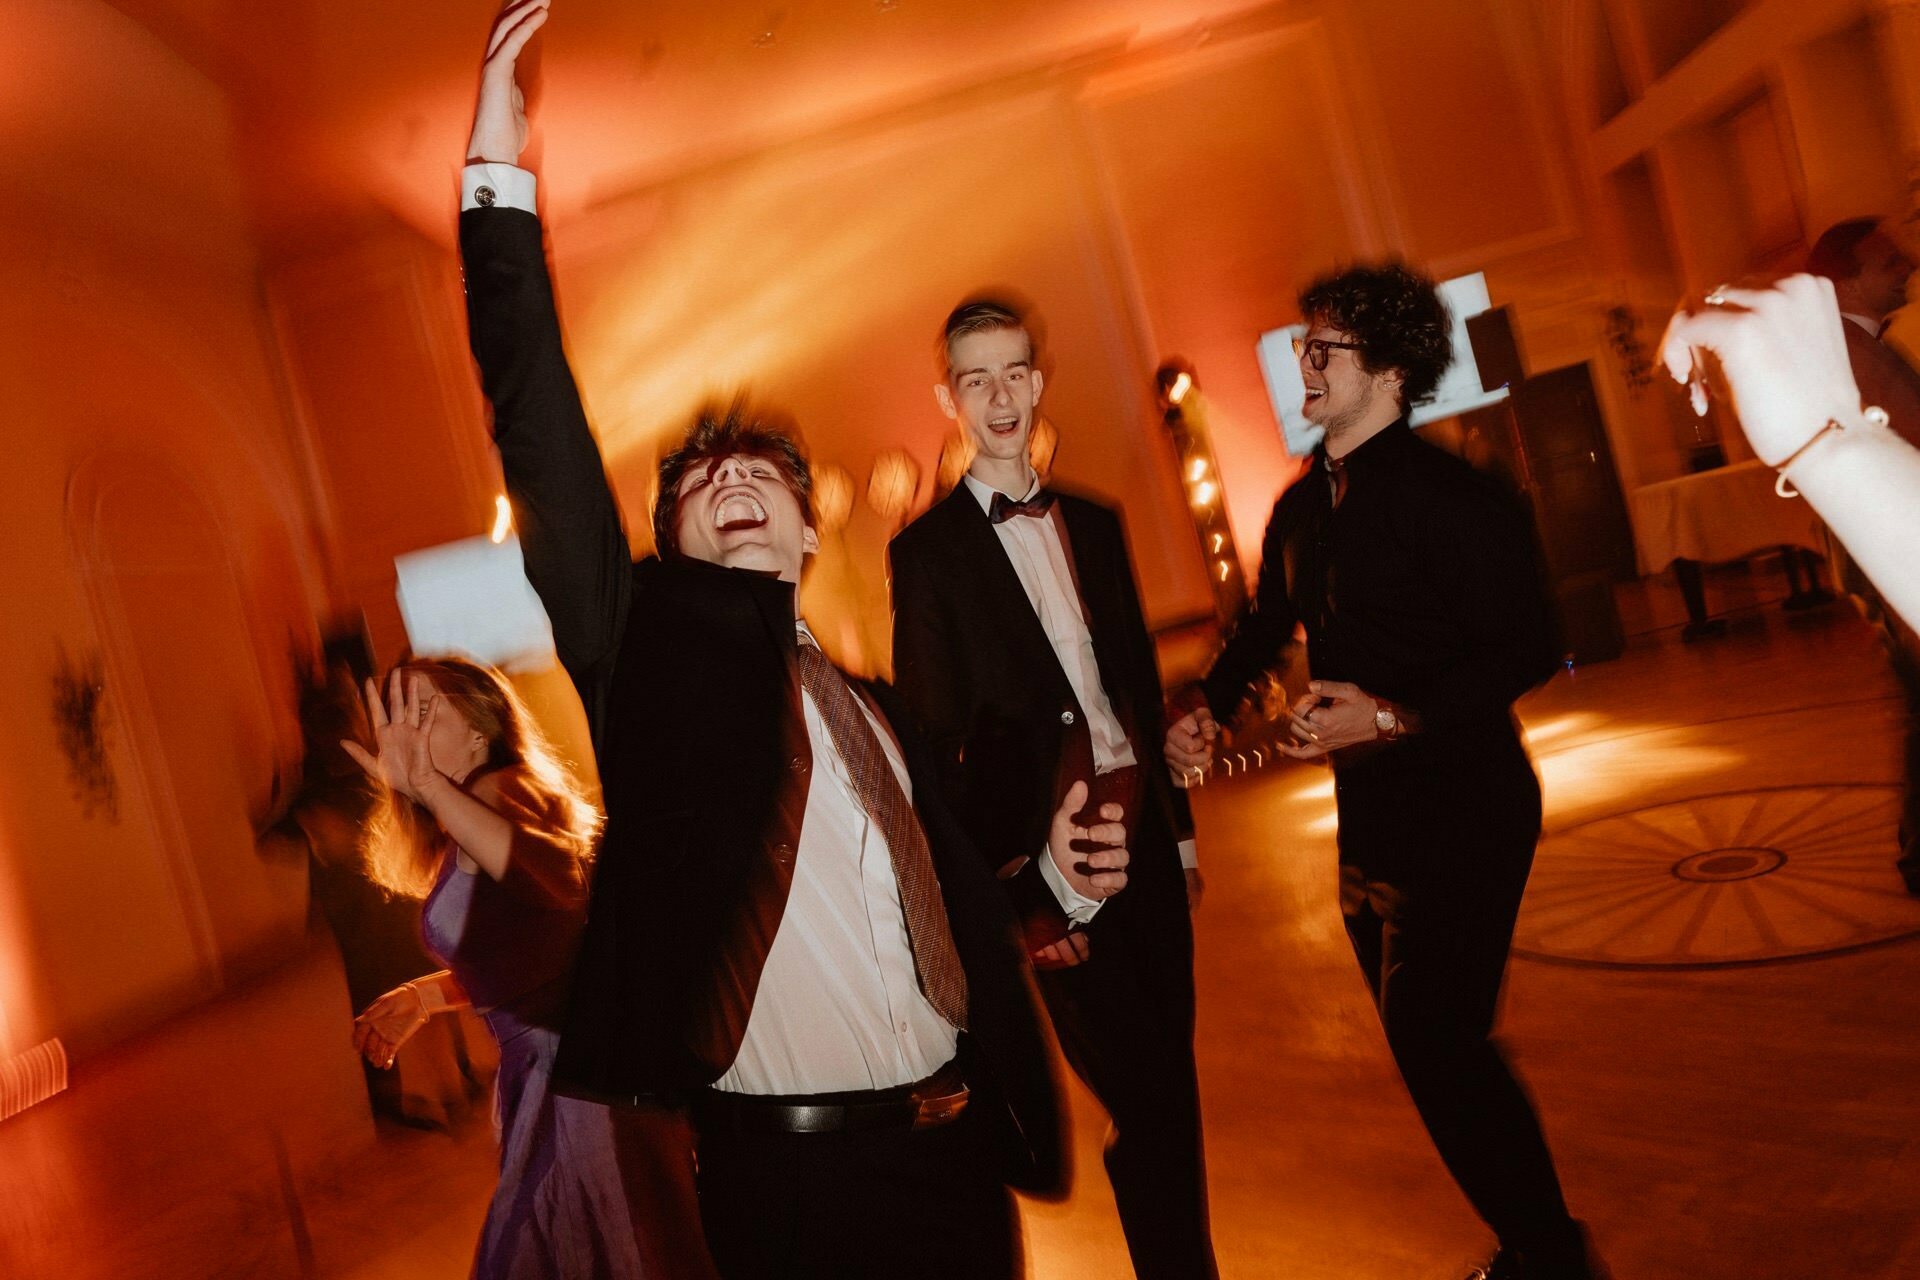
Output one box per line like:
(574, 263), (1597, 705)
(1672, 847), (1786, 882)
(1514, 786), (1920, 967)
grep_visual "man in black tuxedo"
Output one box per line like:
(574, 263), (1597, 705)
(455, 6), (1113, 1275)
(1165, 265), (1602, 1280)
(889, 300), (1216, 1278)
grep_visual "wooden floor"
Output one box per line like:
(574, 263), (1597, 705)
(7, 577), (1920, 1279)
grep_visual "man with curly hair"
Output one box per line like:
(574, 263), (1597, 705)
(1165, 265), (1605, 1279)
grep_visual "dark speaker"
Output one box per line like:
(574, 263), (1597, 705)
(1467, 307), (1526, 393)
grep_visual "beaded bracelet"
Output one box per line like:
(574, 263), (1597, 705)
(1775, 404), (1888, 499)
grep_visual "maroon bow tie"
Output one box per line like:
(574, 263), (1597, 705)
(990, 490), (1056, 524)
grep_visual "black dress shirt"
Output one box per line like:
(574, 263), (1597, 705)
(1201, 421), (1559, 878)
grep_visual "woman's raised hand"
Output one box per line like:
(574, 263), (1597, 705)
(341, 671), (443, 801)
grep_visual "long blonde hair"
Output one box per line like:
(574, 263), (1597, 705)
(359, 656), (600, 898)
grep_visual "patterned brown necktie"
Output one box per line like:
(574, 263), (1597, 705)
(795, 641), (970, 1030)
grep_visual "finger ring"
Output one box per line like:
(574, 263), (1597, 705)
(1704, 285), (1730, 306)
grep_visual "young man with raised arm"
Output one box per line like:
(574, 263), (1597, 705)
(454, 5), (1113, 1275)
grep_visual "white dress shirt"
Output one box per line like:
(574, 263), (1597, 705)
(963, 472), (1198, 927)
(713, 624), (958, 1096)
(1842, 311), (1883, 339)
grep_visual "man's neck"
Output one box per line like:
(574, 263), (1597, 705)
(968, 456), (1036, 498)
(1325, 408), (1402, 460)
(1837, 285), (1885, 327)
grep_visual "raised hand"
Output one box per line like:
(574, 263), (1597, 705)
(1659, 274), (1867, 468)
(468, 0), (552, 165)
(341, 671), (443, 801)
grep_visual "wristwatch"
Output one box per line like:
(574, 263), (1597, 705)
(1374, 705), (1400, 740)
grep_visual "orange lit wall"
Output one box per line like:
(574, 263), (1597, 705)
(0, 0), (336, 1061)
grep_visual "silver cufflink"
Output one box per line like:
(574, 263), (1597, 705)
(475, 186), (497, 207)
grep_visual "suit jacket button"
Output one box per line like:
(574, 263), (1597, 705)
(474, 185), (497, 207)
(1060, 709), (1076, 725)
(774, 843), (794, 864)
(789, 755), (806, 772)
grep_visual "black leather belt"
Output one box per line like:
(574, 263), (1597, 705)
(697, 1060), (969, 1136)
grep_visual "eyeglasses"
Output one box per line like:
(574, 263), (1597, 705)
(1292, 337), (1363, 371)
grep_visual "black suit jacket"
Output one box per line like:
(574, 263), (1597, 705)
(460, 206), (1064, 1194)
(889, 485), (1194, 941)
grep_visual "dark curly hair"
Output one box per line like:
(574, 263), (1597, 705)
(651, 399), (813, 558)
(1298, 263), (1453, 408)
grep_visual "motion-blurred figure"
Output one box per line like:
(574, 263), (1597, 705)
(890, 300), (1216, 1278)
(1806, 220), (1920, 440)
(345, 657), (706, 1279)
(1166, 265), (1604, 1280)
(1807, 222), (1920, 893)
(455, 5), (1071, 1275)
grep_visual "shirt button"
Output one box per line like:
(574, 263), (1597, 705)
(1060, 709), (1076, 725)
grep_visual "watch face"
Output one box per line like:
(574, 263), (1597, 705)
(1375, 708), (1396, 732)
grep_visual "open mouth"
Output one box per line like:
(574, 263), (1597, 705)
(713, 492), (769, 532)
(1302, 386), (1327, 411)
(986, 415), (1021, 438)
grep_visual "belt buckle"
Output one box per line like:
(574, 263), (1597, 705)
(911, 1087), (969, 1130)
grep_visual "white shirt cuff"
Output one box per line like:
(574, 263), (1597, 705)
(1036, 844), (1103, 925)
(462, 163), (538, 213)
(1178, 839), (1198, 870)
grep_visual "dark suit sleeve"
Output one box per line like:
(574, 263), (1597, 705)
(1200, 491), (1302, 725)
(890, 528), (1070, 945)
(460, 207), (631, 739)
(1405, 478), (1560, 731)
(872, 685), (1067, 1197)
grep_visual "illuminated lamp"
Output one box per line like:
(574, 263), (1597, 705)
(1155, 358), (1248, 624)
(1029, 416), (1059, 482)
(867, 450), (921, 528)
(811, 463), (854, 535)
(935, 431), (976, 499)
(490, 494), (513, 544)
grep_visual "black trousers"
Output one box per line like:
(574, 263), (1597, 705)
(1035, 895), (1217, 1280)
(1338, 838), (1583, 1262)
(695, 1094), (1017, 1280)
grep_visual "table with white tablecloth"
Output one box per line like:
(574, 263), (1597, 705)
(1628, 460), (1824, 574)
(1628, 460), (1832, 634)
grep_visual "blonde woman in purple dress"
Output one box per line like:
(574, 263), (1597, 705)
(345, 657), (716, 1280)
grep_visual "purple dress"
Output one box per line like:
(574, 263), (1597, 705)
(420, 769), (713, 1280)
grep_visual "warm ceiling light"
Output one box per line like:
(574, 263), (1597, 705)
(1168, 372), (1193, 405)
(1187, 457), (1207, 482)
(490, 495), (513, 544)
(1192, 480), (1217, 507)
